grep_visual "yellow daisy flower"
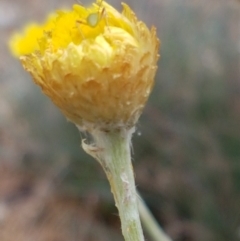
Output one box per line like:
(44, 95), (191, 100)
(9, 0), (160, 132)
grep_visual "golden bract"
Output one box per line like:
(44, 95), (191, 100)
(9, 0), (160, 132)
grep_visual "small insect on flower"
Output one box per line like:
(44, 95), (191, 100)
(76, 0), (108, 28)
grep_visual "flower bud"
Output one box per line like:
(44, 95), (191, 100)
(9, 0), (160, 132)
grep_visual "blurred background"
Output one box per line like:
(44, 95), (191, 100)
(0, 0), (240, 240)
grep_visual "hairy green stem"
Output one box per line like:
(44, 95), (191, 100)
(82, 127), (144, 241)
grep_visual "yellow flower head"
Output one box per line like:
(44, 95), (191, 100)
(9, 0), (160, 132)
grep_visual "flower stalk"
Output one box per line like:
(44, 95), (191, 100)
(82, 127), (144, 241)
(138, 196), (172, 241)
